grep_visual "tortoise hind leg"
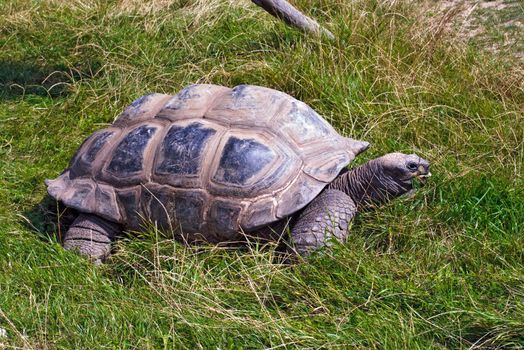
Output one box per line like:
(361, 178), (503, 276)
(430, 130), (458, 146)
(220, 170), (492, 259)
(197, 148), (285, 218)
(289, 189), (357, 256)
(63, 213), (121, 264)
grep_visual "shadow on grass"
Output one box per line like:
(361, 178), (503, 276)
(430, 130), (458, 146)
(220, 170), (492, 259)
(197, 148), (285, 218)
(22, 194), (78, 244)
(461, 324), (524, 349)
(0, 61), (77, 100)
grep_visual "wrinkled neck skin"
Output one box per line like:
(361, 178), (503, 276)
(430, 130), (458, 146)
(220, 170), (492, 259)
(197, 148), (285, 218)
(328, 159), (411, 211)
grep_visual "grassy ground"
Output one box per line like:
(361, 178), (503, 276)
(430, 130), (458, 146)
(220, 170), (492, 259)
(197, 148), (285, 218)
(435, 0), (524, 59)
(0, 0), (523, 348)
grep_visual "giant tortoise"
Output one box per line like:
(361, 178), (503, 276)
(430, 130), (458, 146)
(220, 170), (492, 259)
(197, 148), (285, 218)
(46, 84), (430, 262)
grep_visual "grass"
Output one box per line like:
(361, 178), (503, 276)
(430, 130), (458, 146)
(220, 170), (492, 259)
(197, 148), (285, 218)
(0, 0), (523, 348)
(466, 0), (524, 59)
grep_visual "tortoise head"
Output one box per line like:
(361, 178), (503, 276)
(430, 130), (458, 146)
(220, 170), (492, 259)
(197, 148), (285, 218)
(329, 152), (431, 209)
(374, 152), (431, 196)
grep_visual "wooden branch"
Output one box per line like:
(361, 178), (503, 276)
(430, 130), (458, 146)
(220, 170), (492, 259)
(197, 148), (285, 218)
(251, 0), (334, 39)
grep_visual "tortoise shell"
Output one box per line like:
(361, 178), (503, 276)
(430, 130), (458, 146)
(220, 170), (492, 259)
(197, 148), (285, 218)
(46, 84), (369, 241)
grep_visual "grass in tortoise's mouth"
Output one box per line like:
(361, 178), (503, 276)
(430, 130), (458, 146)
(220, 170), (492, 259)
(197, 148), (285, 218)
(416, 172), (432, 185)
(404, 172), (431, 198)
(402, 171), (432, 188)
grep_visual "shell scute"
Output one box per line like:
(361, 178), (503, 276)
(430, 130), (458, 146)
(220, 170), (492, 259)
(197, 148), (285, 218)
(242, 197), (277, 230)
(84, 131), (114, 163)
(66, 179), (94, 210)
(207, 130), (302, 199)
(213, 136), (276, 186)
(276, 100), (334, 146)
(95, 184), (120, 220)
(116, 187), (141, 229)
(155, 122), (216, 176)
(205, 85), (288, 127)
(170, 191), (206, 233)
(157, 84), (230, 121)
(113, 93), (172, 127)
(303, 152), (352, 182)
(276, 173), (323, 218)
(207, 199), (244, 238)
(106, 125), (157, 176)
(68, 129), (119, 179)
(140, 185), (207, 234)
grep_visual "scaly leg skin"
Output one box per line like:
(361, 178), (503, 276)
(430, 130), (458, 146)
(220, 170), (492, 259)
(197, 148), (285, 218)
(289, 189), (357, 256)
(63, 213), (121, 264)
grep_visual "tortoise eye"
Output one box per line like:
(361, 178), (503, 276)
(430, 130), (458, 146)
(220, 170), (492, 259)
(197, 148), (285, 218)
(407, 162), (418, 171)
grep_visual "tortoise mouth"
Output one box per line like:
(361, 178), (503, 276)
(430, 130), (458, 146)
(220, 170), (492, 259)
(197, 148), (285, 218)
(403, 171), (431, 188)
(415, 172), (431, 185)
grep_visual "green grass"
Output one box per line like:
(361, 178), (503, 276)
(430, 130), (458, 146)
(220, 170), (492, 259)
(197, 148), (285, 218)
(1, 0), (523, 348)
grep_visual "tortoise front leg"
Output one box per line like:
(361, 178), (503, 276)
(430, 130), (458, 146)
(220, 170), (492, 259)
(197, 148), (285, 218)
(63, 214), (121, 264)
(289, 189), (357, 256)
